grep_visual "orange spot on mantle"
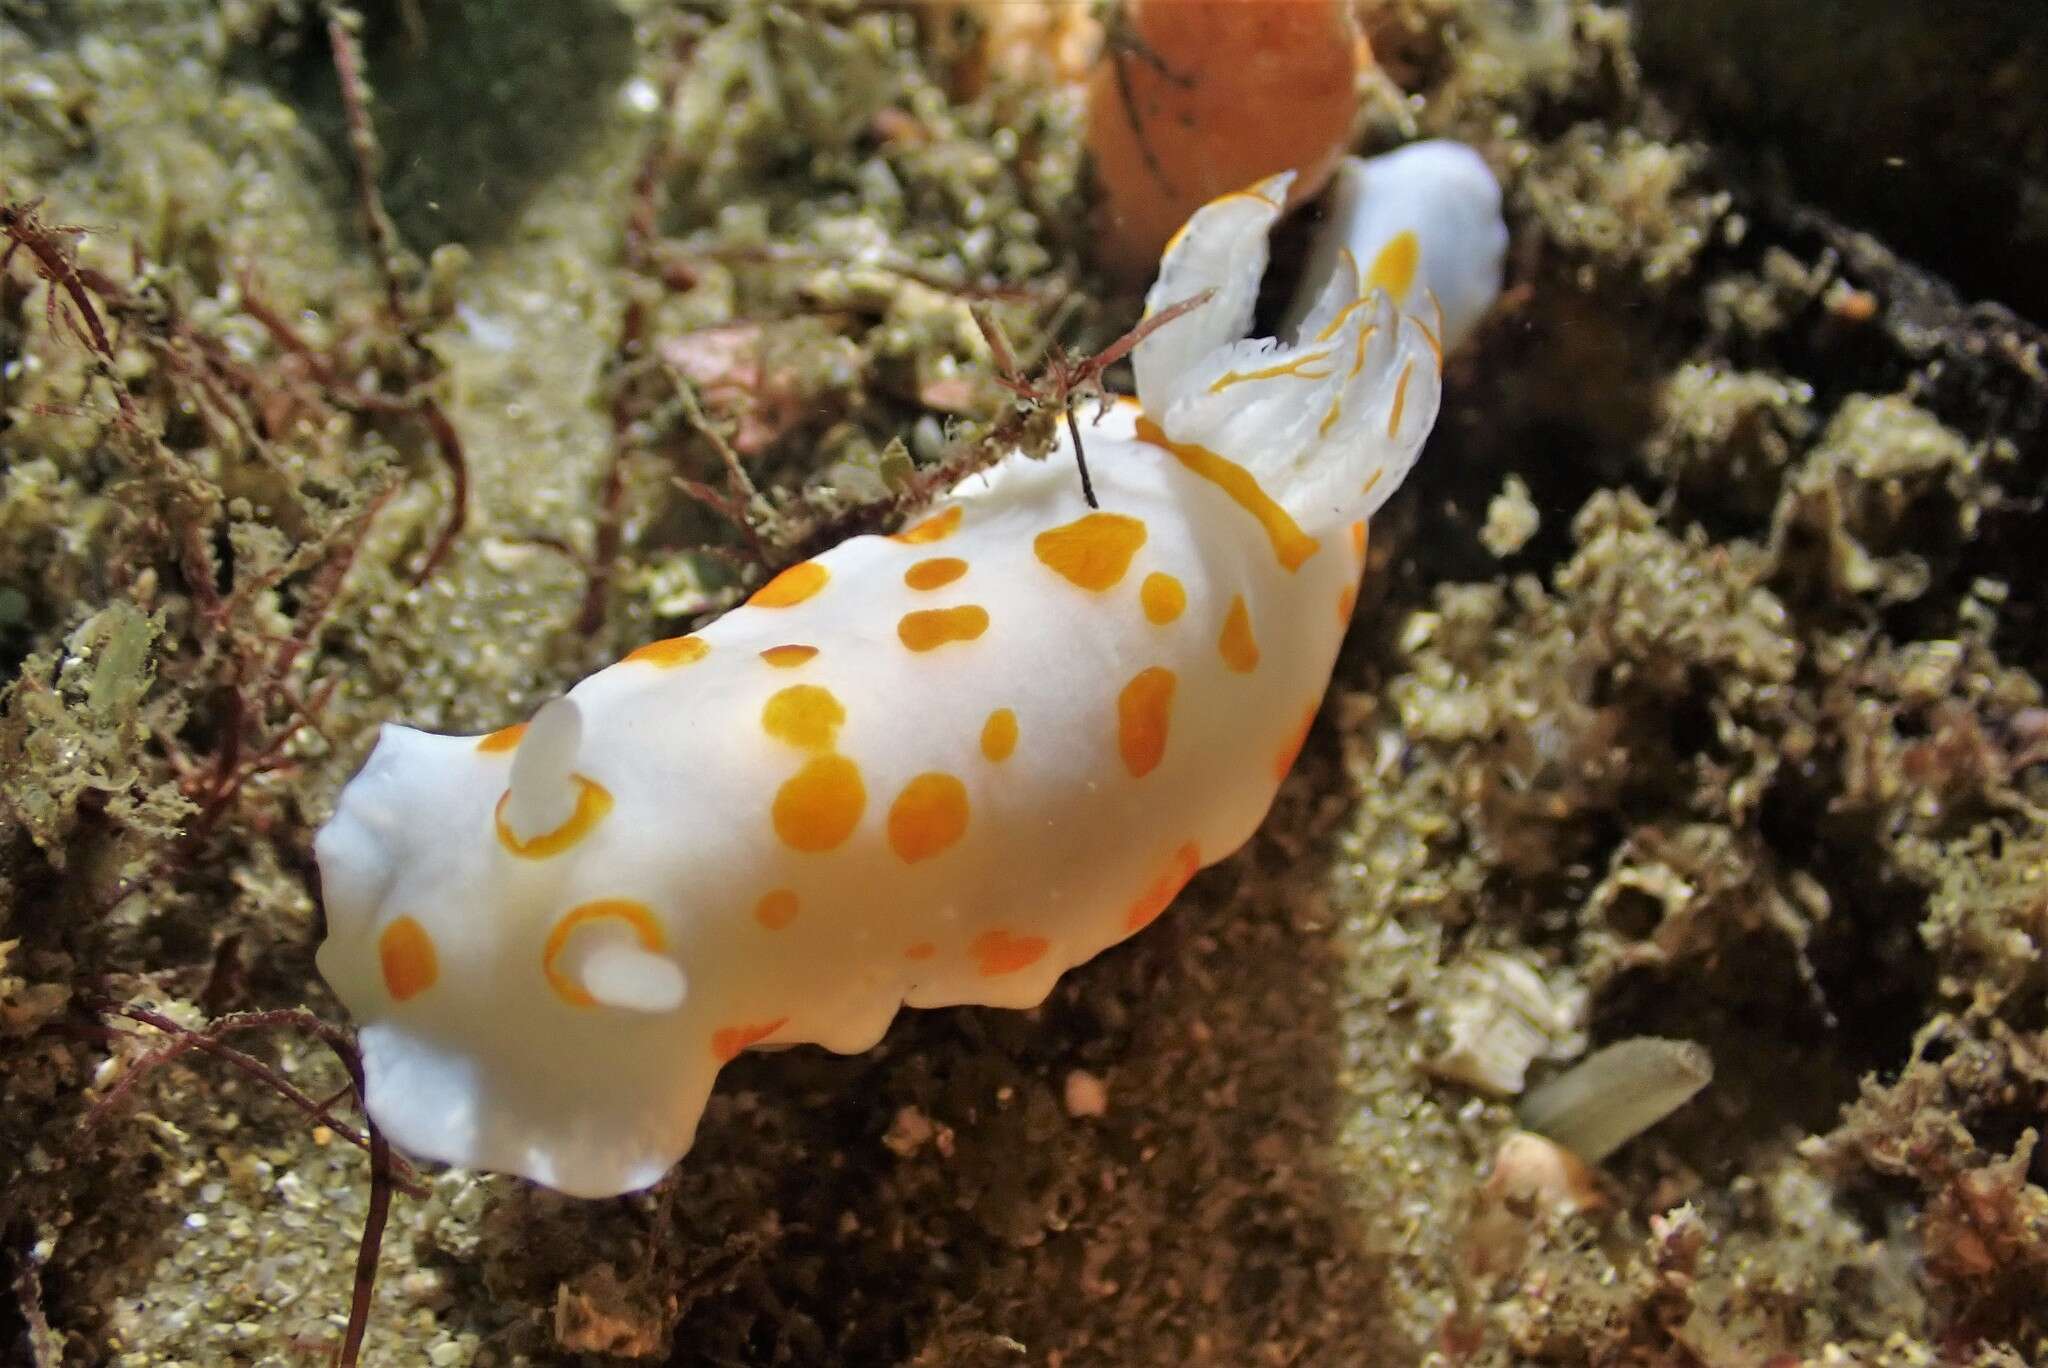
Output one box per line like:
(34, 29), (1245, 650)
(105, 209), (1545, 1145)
(1135, 417), (1318, 572)
(712, 1018), (789, 1062)
(1126, 842), (1201, 932)
(494, 775), (613, 859)
(753, 888), (799, 931)
(476, 722), (527, 754)
(904, 556), (968, 591)
(1218, 595), (1259, 673)
(773, 754), (866, 853)
(1034, 512), (1148, 592)
(890, 506), (962, 545)
(378, 916), (438, 1002)
(980, 708), (1018, 763)
(1349, 520), (1368, 561)
(1140, 571), (1186, 625)
(761, 684), (845, 752)
(542, 899), (667, 1008)
(888, 772), (970, 864)
(750, 560), (829, 608)
(970, 929), (1050, 977)
(1117, 666), (1177, 779)
(898, 604), (990, 652)
(623, 635), (709, 669)
(760, 644), (819, 668)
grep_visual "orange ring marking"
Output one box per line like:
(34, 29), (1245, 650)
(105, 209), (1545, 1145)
(542, 899), (667, 1008)
(494, 775), (613, 859)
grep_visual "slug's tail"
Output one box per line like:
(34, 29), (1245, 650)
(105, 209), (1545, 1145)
(1284, 141), (1508, 354)
(1133, 145), (1504, 533)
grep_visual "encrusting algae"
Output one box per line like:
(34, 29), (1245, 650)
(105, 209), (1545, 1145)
(2, 1), (2047, 1365)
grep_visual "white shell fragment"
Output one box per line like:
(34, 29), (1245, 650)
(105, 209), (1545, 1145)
(1518, 1036), (1714, 1162)
(314, 145), (1510, 1197)
(1425, 951), (1587, 1097)
(1484, 1130), (1604, 1215)
(1462, 1129), (1606, 1280)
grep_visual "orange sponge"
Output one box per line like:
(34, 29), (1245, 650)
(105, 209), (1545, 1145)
(1086, 0), (1366, 282)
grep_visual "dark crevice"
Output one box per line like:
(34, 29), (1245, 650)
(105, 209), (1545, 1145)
(275, 0), (635, 250)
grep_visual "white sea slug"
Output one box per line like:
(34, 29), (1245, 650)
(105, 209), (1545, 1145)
(315, 144), (1509, 1196)
(1286, 140), (1509, 351)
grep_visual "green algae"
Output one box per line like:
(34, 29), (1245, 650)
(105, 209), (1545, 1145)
(0, 1), (2045, 1364)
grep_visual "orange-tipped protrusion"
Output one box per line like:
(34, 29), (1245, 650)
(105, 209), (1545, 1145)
(1087, 0), (1366, 282)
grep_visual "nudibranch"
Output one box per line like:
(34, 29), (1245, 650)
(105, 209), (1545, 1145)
(315, 143), (1508, 1196)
